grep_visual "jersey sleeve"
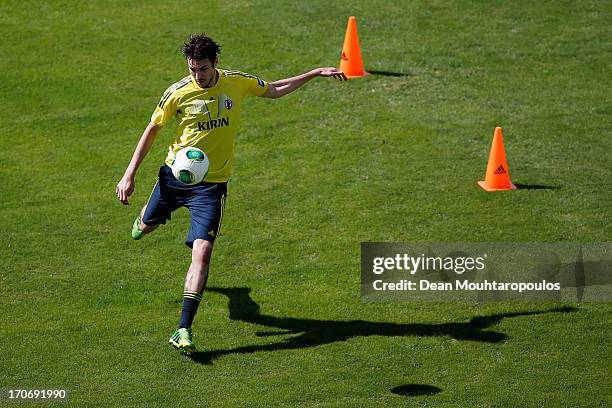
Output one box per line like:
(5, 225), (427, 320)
(151, 86), (179, 126)
(235, 73), (269, 98)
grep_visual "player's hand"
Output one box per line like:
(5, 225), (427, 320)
(317, 67), (347, 81)
(116, 175), (135, 205)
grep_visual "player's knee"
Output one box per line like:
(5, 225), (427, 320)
(138, 205), (158, 233)
(140, 220), (158, 233)
(192, 239), (213, 263)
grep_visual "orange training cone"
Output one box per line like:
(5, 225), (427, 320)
(478, 127), (517, 191)
(339, 16), (368, 78)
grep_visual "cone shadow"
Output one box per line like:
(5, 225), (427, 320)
(391, 384), (442, 397)
(367, 69), (412, 77)
(514, 183), (561, 190)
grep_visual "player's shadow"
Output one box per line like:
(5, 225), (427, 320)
(188, 287), (576, 365)
(391, 384), (442, 397)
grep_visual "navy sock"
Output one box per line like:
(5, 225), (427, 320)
(178, 291), (203, 329)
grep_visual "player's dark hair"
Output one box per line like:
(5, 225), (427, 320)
(182, 33), (221, 62)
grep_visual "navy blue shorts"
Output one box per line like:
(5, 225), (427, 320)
(142, 165), (227, 248)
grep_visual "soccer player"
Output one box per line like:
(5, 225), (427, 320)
(115, 33), (346, 353)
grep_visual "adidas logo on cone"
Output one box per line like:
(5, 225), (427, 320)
(494, 165), (506, 175)
(478, 127), (517, 191)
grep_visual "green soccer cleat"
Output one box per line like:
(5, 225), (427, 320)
(131, 216), (144, 240)
(169, 328), (196, 353)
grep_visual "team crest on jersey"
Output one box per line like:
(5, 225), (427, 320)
(224, 98), (233, 110)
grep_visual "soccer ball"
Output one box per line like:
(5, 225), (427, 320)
(171, 147), (209, 185)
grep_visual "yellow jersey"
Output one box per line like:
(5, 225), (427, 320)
(151, 69), (268, 182)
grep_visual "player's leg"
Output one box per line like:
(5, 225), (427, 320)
(169, 182), (227, 353)
(132, 204), (159, 238)
(132, 169), (173, 240)
(184, 239), (213, 294)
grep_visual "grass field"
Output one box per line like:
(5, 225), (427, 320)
(1, 0), (611, 406)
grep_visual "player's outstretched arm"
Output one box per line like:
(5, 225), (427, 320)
(115, 121), (161, 205)
(261, 67), (346, 99)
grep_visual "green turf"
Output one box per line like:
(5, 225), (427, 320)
(1, 0), (611, 406)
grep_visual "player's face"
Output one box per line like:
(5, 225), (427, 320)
(187, 58), (217, 88)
